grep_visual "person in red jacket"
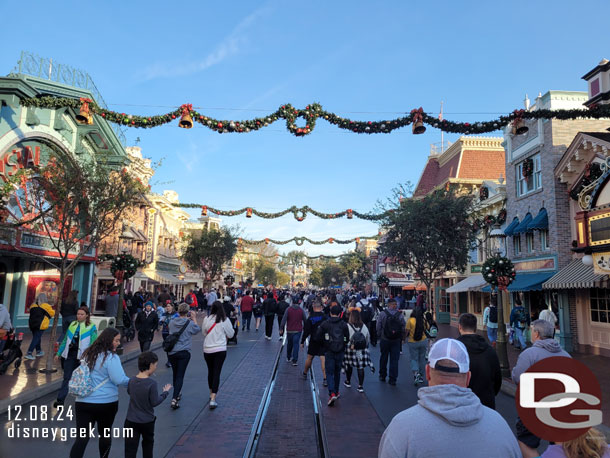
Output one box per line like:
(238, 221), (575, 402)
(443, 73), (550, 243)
(280, 299), (307, 365)
(185, 290), (198, 311)
(240, 290), (255, 331)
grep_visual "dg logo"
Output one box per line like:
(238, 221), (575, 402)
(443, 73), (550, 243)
(516, 357), (603, 442)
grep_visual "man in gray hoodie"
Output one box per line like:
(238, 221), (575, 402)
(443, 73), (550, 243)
(378, 338), (520, 458)
(511, 319), (571, 457)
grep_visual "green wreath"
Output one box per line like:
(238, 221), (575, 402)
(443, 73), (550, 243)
(224, 274), (235, 286)
(482, 256), (516, 288)
(103, 254), (145, 280)
(377, 274), (390, 287)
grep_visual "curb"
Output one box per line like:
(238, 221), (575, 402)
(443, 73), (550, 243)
(0, 342), (162, 415)
(500, 377), (610, 440)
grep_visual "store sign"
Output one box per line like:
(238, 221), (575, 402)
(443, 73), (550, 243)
(0, 144), (41, 181)
(146, 208), (156, 263)
(589, 213), (610, 246)
(514, 258), (556, 272)
(471, 265), (482, 273)
(593, 252), (610, 275)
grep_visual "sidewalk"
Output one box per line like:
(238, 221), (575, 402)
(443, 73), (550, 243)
(0, 328), (163, 414)
(437, 323), (610, 427)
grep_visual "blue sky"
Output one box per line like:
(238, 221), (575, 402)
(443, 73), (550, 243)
(2, 0), (609, 255)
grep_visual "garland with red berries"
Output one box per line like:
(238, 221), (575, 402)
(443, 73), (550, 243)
(482, 256), (516, 289)
(19, 96), (610, 137)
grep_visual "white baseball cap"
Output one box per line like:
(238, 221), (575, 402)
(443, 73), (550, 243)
(428, 338), (470, 374)
(223, 296), (231, 302)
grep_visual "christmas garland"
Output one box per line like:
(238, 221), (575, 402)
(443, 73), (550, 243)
(482, 256), (516, 289)
(377, 274), (390, 287)
(99, 254), (146, 281)
(522, 158), (534, 178)
(238, 235), (378, 246)
(187, 204), (386, 221)
(19, 96), (610, 137)
(239, 250), (349, 260)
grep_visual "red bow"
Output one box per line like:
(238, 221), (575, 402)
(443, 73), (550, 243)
(497, 276), (510, 291)
(181, 104), (193, 116)
(411, 107), (424, 124)
(79, 98), (92, 112)
(512, 109), (525, 122)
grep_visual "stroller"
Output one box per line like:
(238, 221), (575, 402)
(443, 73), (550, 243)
(0, 330), (23, 375)
(227, 311), (239, 345)
(122, 309), (136, 342)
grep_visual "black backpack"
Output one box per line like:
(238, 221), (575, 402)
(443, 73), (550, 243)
(489, 306), (498, 324)
(383, 310), (403, 340)
(185, 294), (194, 305)
(325, 321), (346, 353)
(359, 302), (372, 323)
(349, 325), (367, 350)
(162, 321), (190, 352)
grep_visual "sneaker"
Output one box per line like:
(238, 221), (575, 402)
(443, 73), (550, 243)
(256, 328), (259, 332)
(287, 358), (292, 363)
(335, 392), (340, 399)
(357, 386), (364, 393)
(177, 394), (182, 402)
(171, 399), (179, 410)
(24, 354), (35, 360)
(301, 372), (308, 380)
(292, 361), (298, 366)
(323, 379), (328, 387)
(278, 336), (283, 341)
(166, 362), (171, 368)
(328, 394), (336, 406)
(36, 351), (45, 357)
(343, 380), (351, 388)
(209, 400), (218, 410)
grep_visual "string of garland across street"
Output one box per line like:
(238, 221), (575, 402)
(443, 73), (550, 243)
(20, 96), (610, 137)
(238, 235), (379, 246)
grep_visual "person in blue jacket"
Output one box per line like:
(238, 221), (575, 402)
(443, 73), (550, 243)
(70, 327), (130, 458)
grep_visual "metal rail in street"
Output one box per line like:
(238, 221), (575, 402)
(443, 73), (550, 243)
(309, 362), (331, 458)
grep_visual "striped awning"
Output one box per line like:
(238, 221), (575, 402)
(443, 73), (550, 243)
(513, 213), (533, 234)
(504, 217), (520, 236)
(543, 259), (609, 290)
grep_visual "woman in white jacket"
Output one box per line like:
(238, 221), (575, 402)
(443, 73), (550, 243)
(202, 300), (235, 409)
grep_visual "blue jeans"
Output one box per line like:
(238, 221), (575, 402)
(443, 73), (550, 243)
(286, 332), (301, 362)
(58, 355), (80, 402)
(242, 312), (252, 330)
(487, 327), (498, 344)
(27, 329), (44, 355)
(324, 351), (344, 396)
(408, 340), (427, 376)
(514, 327), (526, 349)
(379, 339), (401, 382)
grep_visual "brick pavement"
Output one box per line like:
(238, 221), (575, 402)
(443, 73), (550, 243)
(166, 327), (282, 458)
(312, 356), (386, 458)
(255, 354), (318, 458)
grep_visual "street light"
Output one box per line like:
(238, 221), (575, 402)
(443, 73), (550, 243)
(489, 222), (510, 378)
(582, 248), (594, 266)
(116, 223), (135, 354)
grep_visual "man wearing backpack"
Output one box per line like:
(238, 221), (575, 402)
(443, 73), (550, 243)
(185, 289), (198, 312)
(301, 300), (328, 386)
(319, 305), (349, 406)
(509, 302), (530, 351)
(358, 291), (373, 329)
(376, 298), (406, 385)
(482, 295), (499, 348)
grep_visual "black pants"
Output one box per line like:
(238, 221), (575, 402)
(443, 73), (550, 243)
(242, 311), (252, 330)
(124, 418), (156, 458)
(368, 321), (377, 346)
(70, 401), (119, 458)
(168, 350), (191, 399)
(346, 366), (365, 386)
(277, 313), (284, 330)
(265, 314), (275, 337)
(139, 339), (152, 352)
(58, 355), (80, 402)
(204, 351), (227, 394)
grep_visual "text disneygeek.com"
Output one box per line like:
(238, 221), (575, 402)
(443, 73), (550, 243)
(7, 424), (134, 442)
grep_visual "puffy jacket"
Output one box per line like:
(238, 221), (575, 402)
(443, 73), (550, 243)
(458, 333), (502, 409)
(29, 303), (55, 331)
(57, 321), (97, 359)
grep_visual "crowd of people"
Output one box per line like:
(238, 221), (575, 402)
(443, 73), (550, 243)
(0, 283), (607, 458)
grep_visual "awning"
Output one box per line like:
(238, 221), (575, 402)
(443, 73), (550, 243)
(543, 259), (609, 289)
(528, 208), (548, 231)
(402, 282), (427, 291)
(482, 271), (557, 292)
(150, 271), (188, 285)
(446, 275), (487, 293)
(504, 217), (520, 236)
(513, 213), (533, 234)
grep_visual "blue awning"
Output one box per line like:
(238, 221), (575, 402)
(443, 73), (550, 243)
(528, 208), (548, 231)
(482, 271), (557, 292)
(513, 213), (533, 234)
(504, 217), (520, 236)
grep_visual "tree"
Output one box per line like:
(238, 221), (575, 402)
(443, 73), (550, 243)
(256, 262), (277, 286)
(379, 187), (477, 309)
(182, 226), (239, 286)
(339, 251), (371, 288)
(9, 144), (147, 372)
(308, 260), (347, 288)
(276, 271), (291, 287)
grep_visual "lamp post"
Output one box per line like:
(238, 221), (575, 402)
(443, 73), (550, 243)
(489, 222), (511, 378)
(116, 224), (134, 354)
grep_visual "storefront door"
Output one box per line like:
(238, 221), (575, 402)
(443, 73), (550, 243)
(435, 285), (450, 324)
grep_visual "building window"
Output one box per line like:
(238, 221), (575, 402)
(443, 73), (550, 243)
(513, 235), (521, 255)
(540, 229), (550, 250)
(516, 154), (542, 197)
(526, 232), (534, 253)
(590, 288), (610, 324)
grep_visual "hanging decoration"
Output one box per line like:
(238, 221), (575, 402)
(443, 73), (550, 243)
(224, 274), (235, 286)
(181, 203), (387, 221)
(238, 250), (350, 260)
(240, 235), (378, 246)
(472, 209), (507, 232)
(479, 186), (489, 201)
(522, 158), (534, 178)
(99, 254), (146, 280)
(377, 274), (390, 288)
(19, 96), (610, 137)
(482, 256), (516, 288)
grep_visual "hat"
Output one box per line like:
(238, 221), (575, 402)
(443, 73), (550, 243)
(330, 305), (342, 315)
(428, 338), (470, 374)
(223, 296), (231, 302)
